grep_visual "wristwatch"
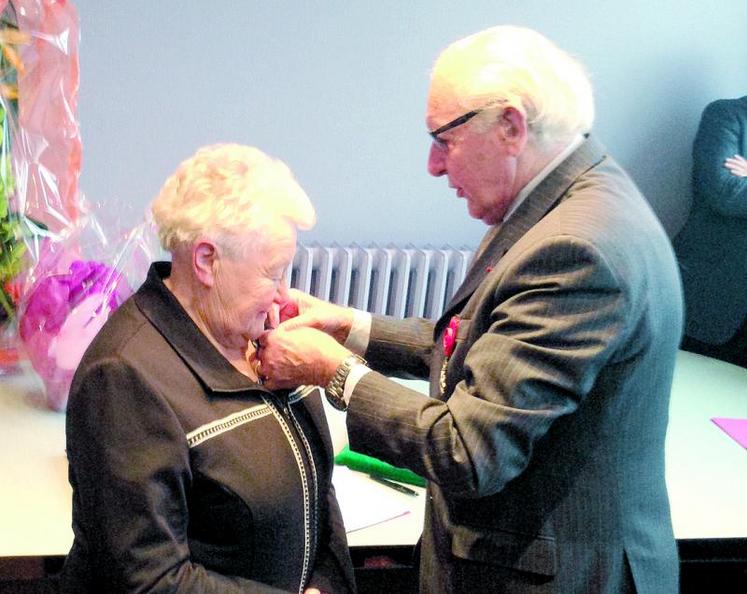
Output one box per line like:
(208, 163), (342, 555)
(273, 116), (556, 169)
(324, 354), (367, 411)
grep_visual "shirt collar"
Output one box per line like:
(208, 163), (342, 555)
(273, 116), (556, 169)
(134, 262), (268, 394)
(502, 133), (585, 222)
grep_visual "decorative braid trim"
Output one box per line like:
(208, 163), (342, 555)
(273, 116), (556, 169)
(186, 404), (271, 448)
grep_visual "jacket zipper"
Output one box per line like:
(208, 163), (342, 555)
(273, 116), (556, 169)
(263, 395), (318, 594)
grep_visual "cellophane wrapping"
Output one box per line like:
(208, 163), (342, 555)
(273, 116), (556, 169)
(0, 0), (153, 409)
(19, 205), (156, 410)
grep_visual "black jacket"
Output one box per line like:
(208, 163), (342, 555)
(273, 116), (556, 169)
(61, 262), (356, 593)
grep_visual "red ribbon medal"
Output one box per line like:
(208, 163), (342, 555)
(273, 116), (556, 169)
(439, 315), (460, 394)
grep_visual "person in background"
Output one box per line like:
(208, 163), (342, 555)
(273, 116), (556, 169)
(61, 144), (356, 593)
(256, 26), (682, 593)
(674, 95), (747, 368)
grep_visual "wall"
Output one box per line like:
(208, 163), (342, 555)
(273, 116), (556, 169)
(74, 1), (747, 248)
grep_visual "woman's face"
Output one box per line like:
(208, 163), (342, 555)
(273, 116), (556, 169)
(203, 222), (297, 349)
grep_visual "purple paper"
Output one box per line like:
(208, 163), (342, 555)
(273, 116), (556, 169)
(711, 418), (747, 449)
(18, 259), (132, 411)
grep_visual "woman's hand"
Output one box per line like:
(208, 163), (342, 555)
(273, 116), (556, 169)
(724, 154), (747, 177)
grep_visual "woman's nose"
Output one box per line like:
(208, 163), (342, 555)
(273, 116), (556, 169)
(275, 279), (289, 302)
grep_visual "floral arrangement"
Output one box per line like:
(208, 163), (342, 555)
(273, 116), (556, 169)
(0, 1), (144, 412)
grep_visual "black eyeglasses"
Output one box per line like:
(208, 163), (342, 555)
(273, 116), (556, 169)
(429, 109), (483, 145)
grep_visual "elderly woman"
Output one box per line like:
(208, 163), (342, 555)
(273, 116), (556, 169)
(60, 144), (356, 593)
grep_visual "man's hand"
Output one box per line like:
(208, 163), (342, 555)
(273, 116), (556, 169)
(255, 325), (351, 390)
(724, 154), (747, 177)
(277, 289), (355, 344)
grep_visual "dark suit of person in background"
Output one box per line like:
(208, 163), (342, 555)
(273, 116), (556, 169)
(258, 26), (682, 593)
(675, 95), (747, 368)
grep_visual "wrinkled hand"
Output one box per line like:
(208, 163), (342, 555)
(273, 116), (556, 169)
(277, 289), (354, 344)
(255, 325), (351, 390)
(724, 154), (747, 177)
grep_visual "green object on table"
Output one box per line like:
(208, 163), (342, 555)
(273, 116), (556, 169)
(334, 446), (426, 487)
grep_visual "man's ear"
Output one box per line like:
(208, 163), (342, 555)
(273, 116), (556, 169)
(499, 106), (528, 155)
(193, 240), (218, 288)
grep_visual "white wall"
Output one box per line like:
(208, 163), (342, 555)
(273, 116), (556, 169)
(74, 1), (747, 248)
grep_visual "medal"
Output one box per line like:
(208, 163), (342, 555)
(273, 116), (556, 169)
(439, 315), (460, 395)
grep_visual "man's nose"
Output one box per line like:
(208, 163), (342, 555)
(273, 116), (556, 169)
(427, 143), (447, 177)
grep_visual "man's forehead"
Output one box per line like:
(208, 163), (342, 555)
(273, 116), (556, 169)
(426, 87), (461, 125)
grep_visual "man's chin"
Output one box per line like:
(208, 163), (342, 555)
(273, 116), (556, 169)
(466, 203), (484, 222)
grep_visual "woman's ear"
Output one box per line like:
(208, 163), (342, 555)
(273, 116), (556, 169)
(193, 240), (218, 287)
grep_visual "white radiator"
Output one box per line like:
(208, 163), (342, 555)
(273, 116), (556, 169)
(288, 244), (475, 319)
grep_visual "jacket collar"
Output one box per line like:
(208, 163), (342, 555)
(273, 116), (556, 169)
(435, 136), (607, 335)
(134, 262), (267, 394)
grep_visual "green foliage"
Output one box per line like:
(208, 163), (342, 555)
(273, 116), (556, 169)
(0, 98), (21, 321)
(0, 6), (24, 323)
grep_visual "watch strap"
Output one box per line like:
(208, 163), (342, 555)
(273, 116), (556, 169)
(325, 354), (367, 411)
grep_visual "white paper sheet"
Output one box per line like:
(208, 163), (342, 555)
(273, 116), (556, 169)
(332, 466), (415, 533)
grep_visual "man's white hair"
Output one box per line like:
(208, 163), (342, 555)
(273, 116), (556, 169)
(431, 25), (594, 148)
(151, 143), (315, 255)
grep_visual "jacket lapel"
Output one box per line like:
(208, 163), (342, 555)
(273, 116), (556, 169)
(434, 136), (606, 338)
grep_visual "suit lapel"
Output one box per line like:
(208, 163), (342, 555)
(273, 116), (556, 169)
(434, 137), (607, 338)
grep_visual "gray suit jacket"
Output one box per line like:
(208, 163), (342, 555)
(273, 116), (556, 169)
(674, 95), (747, 344)
(347, 138), (682, 593)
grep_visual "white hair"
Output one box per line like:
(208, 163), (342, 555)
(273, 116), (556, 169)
(430, 26), (594, 148)
(151, 143), (315, 256)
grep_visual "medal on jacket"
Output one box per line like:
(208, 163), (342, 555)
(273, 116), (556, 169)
(439, 315), (460, 395)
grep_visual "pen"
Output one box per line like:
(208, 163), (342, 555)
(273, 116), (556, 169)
(368, 474), (419, 496)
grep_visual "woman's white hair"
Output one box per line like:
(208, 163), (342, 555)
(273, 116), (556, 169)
(431, 25), (594, 148)
(151, 143), (315, 255)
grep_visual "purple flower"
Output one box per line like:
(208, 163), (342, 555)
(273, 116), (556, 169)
(19, 259), (132, 411)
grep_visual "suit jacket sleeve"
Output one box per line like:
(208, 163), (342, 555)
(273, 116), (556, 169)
(347, 236), (628, 498)
(66, 358), (291, 594)
(692, 99), (747, 218)
(364, 315), (435, 379)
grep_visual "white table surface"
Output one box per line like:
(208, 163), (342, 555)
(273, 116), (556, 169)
(1, 350), (745, 558)
(664, 351), (747, 539)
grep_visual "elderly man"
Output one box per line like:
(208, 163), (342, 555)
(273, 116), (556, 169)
(259, 26), (681, 593)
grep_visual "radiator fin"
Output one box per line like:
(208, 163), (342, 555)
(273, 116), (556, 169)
(289, 243), (475, 320)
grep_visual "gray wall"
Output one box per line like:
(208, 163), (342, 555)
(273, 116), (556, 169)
(75, 1), (747, 248)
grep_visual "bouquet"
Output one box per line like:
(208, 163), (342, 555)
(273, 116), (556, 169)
(17, 208), (155, 410)
(0, 0), (81, 374)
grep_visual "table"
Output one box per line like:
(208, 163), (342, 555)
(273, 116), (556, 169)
(0, 368), (69, 559)
(664, 350), (747, 573)
(1, 351), (746, 570)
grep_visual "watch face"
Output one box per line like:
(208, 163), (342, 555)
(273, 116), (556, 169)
(325, 389), (347, 411)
